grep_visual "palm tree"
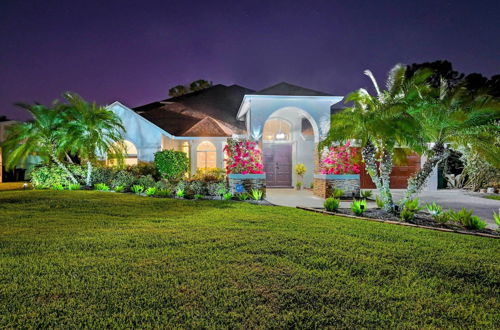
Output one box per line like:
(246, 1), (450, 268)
(322, 64), (430, 212)
(62, 93), (125, 186)
(400, 81), (500, 205)
(1, 102), (78, 183)
(189, 79), (212, 92)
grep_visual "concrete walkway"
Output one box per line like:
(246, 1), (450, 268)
(265, 188), (500, 229)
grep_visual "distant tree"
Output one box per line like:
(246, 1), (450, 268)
(406, 60), (464, 89)
(189, 79), (212, 92)
(168, 85), (188, 98)
(0, 115), (9, 122)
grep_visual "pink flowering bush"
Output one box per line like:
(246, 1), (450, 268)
(224, 138), (264, 175)
(320, 141), (361, 175)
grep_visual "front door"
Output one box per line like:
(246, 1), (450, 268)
(263, 144), (292, 187)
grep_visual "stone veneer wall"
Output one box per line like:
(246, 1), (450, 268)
(313, 174), (360, 199)
(228, 174), (266, 197)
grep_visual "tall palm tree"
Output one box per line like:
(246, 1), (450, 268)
(322, 64), (430, 212)
(1, 102), (78, 183)
(400, 81), (500, 205)
(62, 93), (125, 186)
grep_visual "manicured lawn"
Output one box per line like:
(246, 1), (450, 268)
(0, 191), (499, 328)
(0, 182), (30, 191)
(485, 194), (500, 201)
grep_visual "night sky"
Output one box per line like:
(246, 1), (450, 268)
(1, 0), (499, 120)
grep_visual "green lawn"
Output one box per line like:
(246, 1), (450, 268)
(485, 194), (500, 200)
(1, 191), (499, 328)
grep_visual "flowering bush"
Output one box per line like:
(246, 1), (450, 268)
(224, 138), (264, 174)
(320, 141), (360, 175)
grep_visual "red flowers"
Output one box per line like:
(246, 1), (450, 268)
(320, 141), (360, 175)
(224, 138), (264, 174)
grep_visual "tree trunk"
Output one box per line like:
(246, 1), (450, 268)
(401, 142), (447, 207)
(50, 151), (78, 184)
(86, 161), (93, 187)
(379, 148), (395, 211)
(362, 141), (394, 212)
(65, 153), (74, 164)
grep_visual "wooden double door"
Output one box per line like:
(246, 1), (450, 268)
(263, 143), (292, 187)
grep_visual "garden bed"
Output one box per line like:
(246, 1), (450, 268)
(298, 206), (499, 238)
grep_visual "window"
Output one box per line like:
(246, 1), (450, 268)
(196, 141), (216, 170)
(301, 117), (314, 140)
(262, 118), (291, 141)
(181, 141), (190, 159)
(108, 140), (138, 166)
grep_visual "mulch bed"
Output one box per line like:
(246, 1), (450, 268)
(297, 207), (499, 239)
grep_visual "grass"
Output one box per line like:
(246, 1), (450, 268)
(0, 182), (30, 191)
(484, 195), (500, 200)
(0, 191), (499, 328)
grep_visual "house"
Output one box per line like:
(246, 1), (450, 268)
(109, 82), (433, 190)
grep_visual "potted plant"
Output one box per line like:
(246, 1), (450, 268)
(295, 163), (306, 190)
(314, 141), (361, 198)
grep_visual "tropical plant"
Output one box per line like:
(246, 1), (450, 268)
(320, 141), (360, 175)
(156, 188), (172, 197)
(332, 188), (344, 198)
(145, 187), (157, 196)
(94, 183), (110, 191)
(324, 198), (340, 212)
(404, 198), (422, 213)
(135, 175), (156, 189)
(62, 92), (124, 187)
(296, 182), (302, 190)
(1, 102), (79, 184)
(251, 189), (263, 201)
(375, 195), (384, 209)
(295, 163), (307, 177)
(131, 185), (144, 194)
(176, 189), (185, 198)
(400, 81), (500, 205)
(321, 64), (432, 213)
(51, 183), (64, 190)
(465, 216), (487, 230)
(30, 164), (86, 189)
(114, 185), (125, 193)
(493, 211), (500, 230)
(426, 202), (443, 216)
(223, 192), (232, 200)
(361, 190), (373, 198)
(448, 208), (486, 229)
(432, 211), (451, 224)
(400, 208), (415, 221)
(237, 192), (250, 201)
(154, 150), (189, 181)
(350, 199), (367, 215)
(68, 183), (81, 190)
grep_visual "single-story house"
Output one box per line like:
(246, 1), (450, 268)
(108, 82), (437, 190)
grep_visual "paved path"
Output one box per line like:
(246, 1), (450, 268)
(265, 188), (500, 229)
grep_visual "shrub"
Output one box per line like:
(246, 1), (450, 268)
(192, 168), (225, 183)
(350, 199), (367, 215)
(146, 187), (157, 196)
(426, 202), (443, 216)
(449, 208), (486, 229)
(324, 198), (340, 212)
(30, 164), (85, 189)
(251, 189), (263, 201)
(176, 189), (185, 198)
(224, 138), (264, 174)
(187, 180), (206, 196)
(375, 196), (384, 209)
(400, 208), (415, 221)
(92, 167), (115, 186)
(156, 188), (172, 197)
(466, 216), (487, 230)
(135, 175), (156, 189)
(433, 211), (451, 224)
(51, 183), (64, 190)
(361, 190), (372, 198)
(154, 150), (189, 181)
(131, 185), (144, 194)
(236, 192), (250, 201)
(126, 162), (161, 180)
(295, 163), (307, 177)
(320, 141), (360, 175)
(68, 183), (81, 190)
(332, 188), (344, 198)
(296, 182), (302, 190)
(111, 170), (135, 190)
(404, 198), (422, 213)
(94, 183), (110, 191)
(114, 185), (125, 193)
(194, 194), (203, 200)
(223, 192), (233, 200)
(208, 182), (226, 196)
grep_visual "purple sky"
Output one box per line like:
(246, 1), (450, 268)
(1, 0), (499, 120)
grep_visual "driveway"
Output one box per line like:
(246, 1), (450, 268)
(266, 188), (500, 229)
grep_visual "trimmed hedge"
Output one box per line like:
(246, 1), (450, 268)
(154, 150), (189, 181)
(30, 164), (86, 188)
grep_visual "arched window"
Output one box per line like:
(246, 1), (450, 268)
(197, 141), (216, 170)
(108, 140), (138, 166)
(301, 117), (314, 140)
(262, 118), (291, 141)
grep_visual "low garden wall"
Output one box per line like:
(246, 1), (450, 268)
(228, 173), (266, 196)
(313, 174), (360, 198)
